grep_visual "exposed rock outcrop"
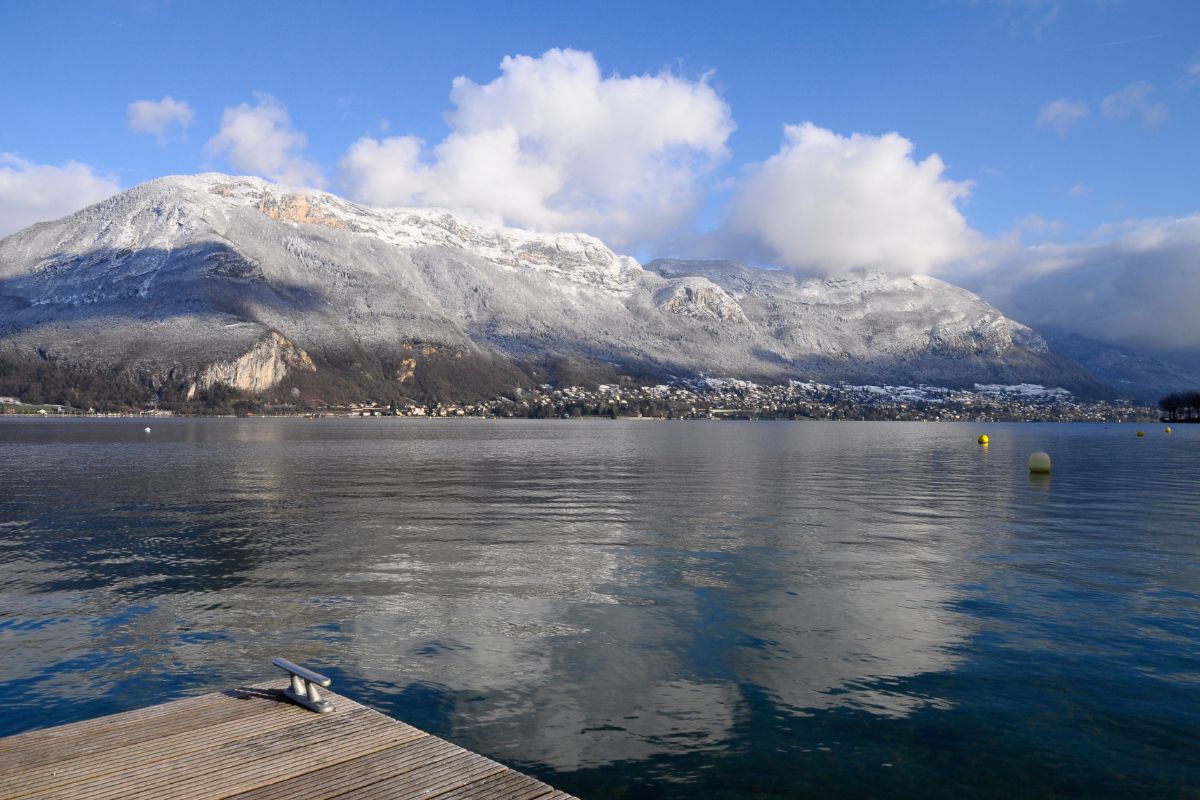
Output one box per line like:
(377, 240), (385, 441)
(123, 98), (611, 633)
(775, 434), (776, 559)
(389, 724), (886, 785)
(655, 278), (747, 322)
(191, 331), (315, 395)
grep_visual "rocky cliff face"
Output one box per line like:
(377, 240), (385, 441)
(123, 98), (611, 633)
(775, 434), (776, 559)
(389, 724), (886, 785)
(655, 278), (748, 323)
(0, 173), (1113, 399)
(191, 331), (315, 396)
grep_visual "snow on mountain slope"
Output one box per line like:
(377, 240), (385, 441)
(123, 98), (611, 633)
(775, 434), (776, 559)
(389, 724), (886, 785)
(649, 259), (1049, 360)
(0, 174), (1111, 399)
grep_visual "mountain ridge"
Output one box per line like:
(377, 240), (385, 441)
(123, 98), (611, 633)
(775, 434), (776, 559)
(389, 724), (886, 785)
(1037, 327), (1200, 404)
(0, 173), (1135, 406)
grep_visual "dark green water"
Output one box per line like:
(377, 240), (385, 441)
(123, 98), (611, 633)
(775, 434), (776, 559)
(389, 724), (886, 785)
(1, 418), (1198, 798)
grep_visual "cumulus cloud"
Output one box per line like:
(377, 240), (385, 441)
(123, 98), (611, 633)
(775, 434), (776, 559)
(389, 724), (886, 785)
(206, 93), (325, 188)
(1036, 99), (1089, 135)
(127, 96), (194, 143)
(968, 215), (1200, 354)
(724, 123), (978, 275)
(339, 48), (734, 249)
(1101, 81), (1167, 127)
(0, 154), (120, 238)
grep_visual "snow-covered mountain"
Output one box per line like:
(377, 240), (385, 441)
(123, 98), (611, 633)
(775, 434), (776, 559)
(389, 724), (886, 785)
(0, 174), (1109, 400)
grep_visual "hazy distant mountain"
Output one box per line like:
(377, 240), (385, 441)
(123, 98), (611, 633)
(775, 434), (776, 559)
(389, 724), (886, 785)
(0, 174), (1112, 403)
(1037, 328), (1200, 404)
(647, 259), (1109, 395)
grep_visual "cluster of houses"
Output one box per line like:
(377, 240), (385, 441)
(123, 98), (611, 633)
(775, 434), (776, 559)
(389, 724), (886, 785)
(325, 379), (1152, 423)
(1, 378), (1155, 422)
(0, 396), (72, 415)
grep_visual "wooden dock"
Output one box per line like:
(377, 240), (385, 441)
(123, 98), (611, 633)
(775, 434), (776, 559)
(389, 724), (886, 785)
(0, 681), (578, 800)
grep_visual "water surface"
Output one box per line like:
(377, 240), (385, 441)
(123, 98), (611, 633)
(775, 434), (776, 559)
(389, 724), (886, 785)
(1, 419), (1198, 797)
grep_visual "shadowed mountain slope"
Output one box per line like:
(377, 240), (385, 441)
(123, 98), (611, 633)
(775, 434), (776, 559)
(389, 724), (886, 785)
(0, 174), (1114, 402)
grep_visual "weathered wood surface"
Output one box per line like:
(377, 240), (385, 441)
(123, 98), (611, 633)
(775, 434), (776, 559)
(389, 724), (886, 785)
(0, 681), (578, 800)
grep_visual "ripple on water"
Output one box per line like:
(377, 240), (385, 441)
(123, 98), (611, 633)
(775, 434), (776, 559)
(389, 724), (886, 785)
(1, 419), (1199, 797)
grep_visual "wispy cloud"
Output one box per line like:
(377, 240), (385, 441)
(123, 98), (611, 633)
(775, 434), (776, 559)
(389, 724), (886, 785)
(976, 0), (1064, 36)
(1054, 33), (1166, 55)
(1036, 99), (1089, 135)
(1014, 213), (1064, 241)
(127, 96), (195, 144)
(82, 13), (122, 28)
(1101, 81), (1167, 127)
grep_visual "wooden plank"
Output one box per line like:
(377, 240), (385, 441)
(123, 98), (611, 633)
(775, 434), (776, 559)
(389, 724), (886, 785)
(0, 682), (579, 800)
(334, 751), (507, 800)
(0, 702), (312, 798)
(225, 736), (460, 800)
(135, 716), (406, 800)
(24, 708), (385, 800)
(0, 684), (278, 757)
(124, 711), (427, 800)
(435, 769), (557, 800)
(0, 687), (295, 774)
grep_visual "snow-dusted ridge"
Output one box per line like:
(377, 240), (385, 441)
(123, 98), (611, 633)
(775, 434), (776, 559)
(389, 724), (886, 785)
(0, 174), (1111, 399)
(38, 173), (643, 291)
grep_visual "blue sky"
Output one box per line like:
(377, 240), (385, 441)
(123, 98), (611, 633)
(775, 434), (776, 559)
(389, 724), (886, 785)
(2, 0), (1199, 356)
(3, 1), (1197, 237)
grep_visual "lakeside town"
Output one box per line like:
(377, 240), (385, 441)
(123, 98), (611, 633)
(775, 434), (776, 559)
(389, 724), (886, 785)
(1, 379), (1158, 422)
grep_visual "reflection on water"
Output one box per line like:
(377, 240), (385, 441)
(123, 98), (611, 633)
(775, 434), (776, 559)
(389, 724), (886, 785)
(2, 419), (1199, 797)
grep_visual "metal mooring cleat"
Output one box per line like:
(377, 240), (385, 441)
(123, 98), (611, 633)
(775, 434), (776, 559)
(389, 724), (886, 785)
(272, 657), (335, 713)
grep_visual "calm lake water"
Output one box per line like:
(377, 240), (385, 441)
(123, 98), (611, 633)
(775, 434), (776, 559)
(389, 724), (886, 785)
(1, 418), (1198, 797)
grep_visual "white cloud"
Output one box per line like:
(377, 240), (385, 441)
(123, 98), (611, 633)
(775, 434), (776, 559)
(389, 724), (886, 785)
(1067, 182), (1090, 198)
(724, 123), (978, 275)
(969, 214), (1200, 353)
(0, 154), (120, 238)
(206, 93), (325, 188)
(1101, 81), (1167, 127)
(1036, 99), (1089, 135)
(1014, 213), (1064, 241)
(127, 96), (194, 143)
(339, 48), (733, 249)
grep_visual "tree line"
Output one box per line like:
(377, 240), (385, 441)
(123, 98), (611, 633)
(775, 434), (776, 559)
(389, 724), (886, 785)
(1159, 392), (1200, 421)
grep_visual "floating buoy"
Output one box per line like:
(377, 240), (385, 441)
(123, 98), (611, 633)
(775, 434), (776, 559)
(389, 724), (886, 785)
(1165, 427), (1173, 433)
(144, 427), (151, 433)
(978, 434), (989, 445)
(1136, 430), (1145, 437)
(1028, 451), (1051, 474)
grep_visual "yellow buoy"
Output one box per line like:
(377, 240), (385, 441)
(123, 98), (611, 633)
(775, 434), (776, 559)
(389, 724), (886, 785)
(1028, 451), (1051, 474)
(1136, 431), (1145, 437)
(978, 434), (989, 445)
(1165, 427), (1173, 433)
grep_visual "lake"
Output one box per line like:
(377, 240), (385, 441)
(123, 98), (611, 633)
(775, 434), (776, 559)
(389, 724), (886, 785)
(1, 418), (1197, 798)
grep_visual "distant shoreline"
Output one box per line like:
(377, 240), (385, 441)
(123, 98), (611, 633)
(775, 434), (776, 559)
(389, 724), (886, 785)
(2, 379), (1158, 424)
(0, 411), (1163, 424)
